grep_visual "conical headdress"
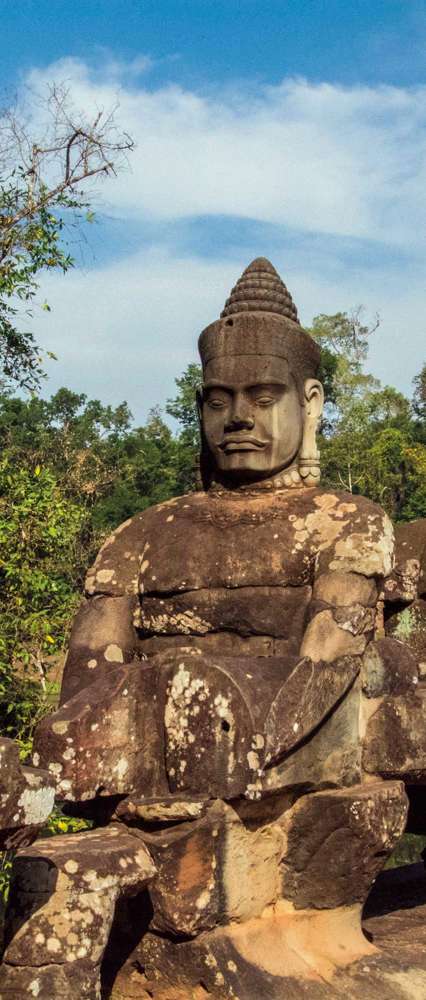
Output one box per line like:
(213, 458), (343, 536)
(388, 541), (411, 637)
(221, 257), (299, 323)
(199, 257), (320, 382)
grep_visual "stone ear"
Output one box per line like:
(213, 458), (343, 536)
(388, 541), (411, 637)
(299, 379), (324, 487)
(196, 388), (203, 424)
(197, 387), (215, 490)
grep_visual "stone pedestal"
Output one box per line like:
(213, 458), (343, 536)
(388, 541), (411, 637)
(109, 863), (426, 1000)
(106, 782), (407, 1000)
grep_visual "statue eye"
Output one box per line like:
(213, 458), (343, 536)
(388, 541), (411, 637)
(208, 398), (227, 409)
(256, 396), (275, 406)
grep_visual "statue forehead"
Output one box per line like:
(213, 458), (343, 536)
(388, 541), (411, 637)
(203, 355), (291, 387)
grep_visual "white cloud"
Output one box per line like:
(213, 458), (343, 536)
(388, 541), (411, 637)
(33, 248), (228, 419)
(15, 57), (426, 418)
(32, 244), (424, 422)
(24, 59), (426, 245)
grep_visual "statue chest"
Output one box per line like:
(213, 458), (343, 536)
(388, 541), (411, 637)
(88, 487), (362, 602)
(138, 494), (316, 594)
(136, 498), (314, 648)
(137, 583), (312, 644)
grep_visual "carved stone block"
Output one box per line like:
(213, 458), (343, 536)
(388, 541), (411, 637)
(363, 691), (426, 781)
(386, 599), (426, 676)
(280, 781), (407, 909)
(60, 595), (137, 703)
(161, 653), (361, 799)
(1, 826), (155, 1000)
(0, 739), (55, 851)
(361, 638), (419, 698)
(137, 797), (288, 937)
(33, 662), (167, 804)
(263, 679), (363, 794)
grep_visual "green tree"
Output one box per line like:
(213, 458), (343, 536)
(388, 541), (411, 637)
(0, 387), (134, 508)
(0, 383), (200, 537)
(0, 456), (88, 750)
(412, 362), (426, 444)
(92, 407), (182, 529)
(308, 310), (426, 520)
(166, 363), (201, 434)
(308, 308), (380, 425)
(0, 83), (134, 390)
(166, 362), (202, 493)
(320, 379), (426, 520)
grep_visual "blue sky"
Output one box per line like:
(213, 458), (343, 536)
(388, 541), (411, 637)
(3, 0), (426, 91)
(1, 1), (425, 420)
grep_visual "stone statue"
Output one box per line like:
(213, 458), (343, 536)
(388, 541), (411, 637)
(2, 259), (426, 1000)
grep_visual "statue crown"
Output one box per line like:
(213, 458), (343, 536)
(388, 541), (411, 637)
(221, 257), (300, 323)
(198, 258), (320, 382)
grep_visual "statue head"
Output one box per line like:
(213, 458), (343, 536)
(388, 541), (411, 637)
(197, 258), (324, 489)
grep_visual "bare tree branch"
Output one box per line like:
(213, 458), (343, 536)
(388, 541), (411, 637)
(0, 80), (136, 390)
(1, 82), (134, 231)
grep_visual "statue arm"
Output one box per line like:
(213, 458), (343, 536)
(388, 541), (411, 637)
(59, 593), (138, 704)
(33, 513), (169, 804)
(59, 513), (146, 703)
(263, 507), (391, 768)
(296, 504), (426, 789)
(300, 570), (378, 664)
(300, 499), (394, 664)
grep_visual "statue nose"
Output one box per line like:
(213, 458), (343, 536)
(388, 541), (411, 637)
(225, 392), (255, 431)
(226, 412), (255, 431)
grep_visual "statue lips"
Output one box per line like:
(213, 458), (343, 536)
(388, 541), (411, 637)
(219, 436), (267, 453)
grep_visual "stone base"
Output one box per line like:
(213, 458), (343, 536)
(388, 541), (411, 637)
(107, 863), (426, 1000)
(0, 961), (99, 1000)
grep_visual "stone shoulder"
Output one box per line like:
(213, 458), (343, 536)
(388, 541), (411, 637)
(84, 488), (395, 597)
(85, 494), (199, 597)
(309, 489), (394, 579)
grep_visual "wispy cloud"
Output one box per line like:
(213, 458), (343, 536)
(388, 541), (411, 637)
(18, 57), (426, 417)
(32, 241), (424, 422)
(26, 59), (426, 246)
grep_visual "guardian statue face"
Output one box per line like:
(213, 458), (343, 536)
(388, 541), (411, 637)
(198, 257), (324, 488)
(201, 354), (303, 482)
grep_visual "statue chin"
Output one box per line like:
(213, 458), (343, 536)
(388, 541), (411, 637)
(209, 443), (303, 487)
(216, 462), (300, 488)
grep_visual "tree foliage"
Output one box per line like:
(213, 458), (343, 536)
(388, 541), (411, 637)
(0, 83), (134, 390)
(0, 456), (87, 751)
(307, 308), (380, 427)
(307, 313), (426, 520)
(412, 362), (426, 443)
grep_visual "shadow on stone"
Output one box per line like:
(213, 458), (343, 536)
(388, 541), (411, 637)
(363, 862), (426, 920)
(101, 888), (153, 999)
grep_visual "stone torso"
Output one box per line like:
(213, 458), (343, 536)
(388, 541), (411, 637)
(85, 486), (393, 664)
